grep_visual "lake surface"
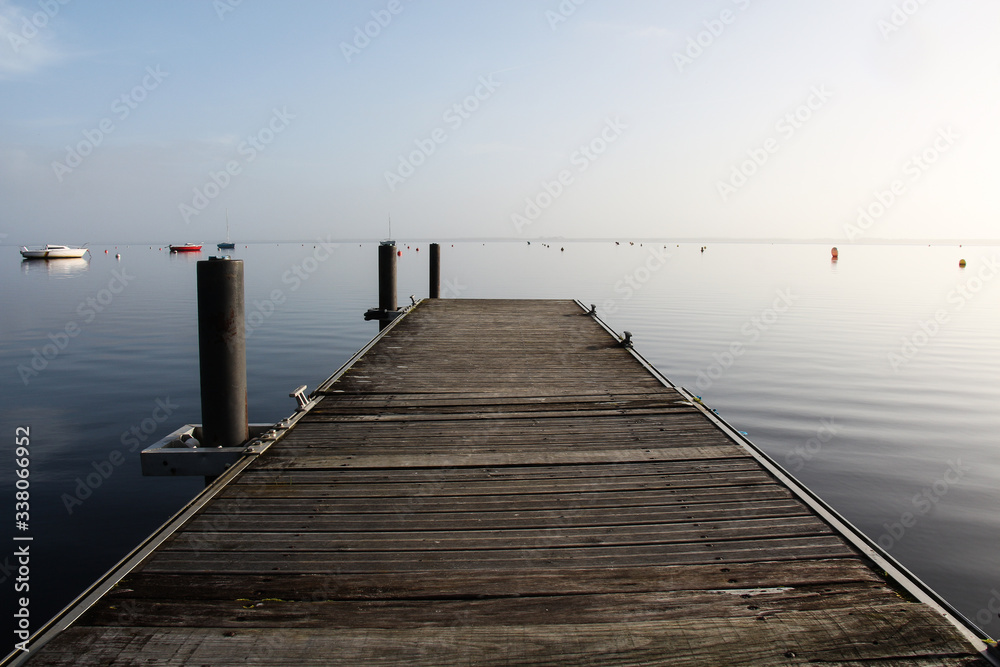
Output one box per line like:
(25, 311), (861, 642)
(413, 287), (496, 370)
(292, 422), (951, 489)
(1, 240), (998, 641)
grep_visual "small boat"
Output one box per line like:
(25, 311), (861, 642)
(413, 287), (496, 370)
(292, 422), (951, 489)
(20, 244), (90, 259)
(218, 210), (235, 249)
(169, 243), (203, 252)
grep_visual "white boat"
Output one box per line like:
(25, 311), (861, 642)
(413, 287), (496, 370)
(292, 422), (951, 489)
(20, 244), (90, 259)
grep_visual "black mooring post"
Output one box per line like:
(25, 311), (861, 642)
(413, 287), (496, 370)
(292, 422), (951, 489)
(196, 257), (249, 449)
(378, 240), (397, 330)
(429, 242), (440, 298)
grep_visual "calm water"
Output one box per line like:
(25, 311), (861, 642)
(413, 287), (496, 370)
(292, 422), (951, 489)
(1, 241), (998, 640)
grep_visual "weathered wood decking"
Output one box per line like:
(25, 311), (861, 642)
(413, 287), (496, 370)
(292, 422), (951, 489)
(16, 299), (996, 665)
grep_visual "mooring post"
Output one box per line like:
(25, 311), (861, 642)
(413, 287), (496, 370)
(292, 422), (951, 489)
(378, 240), (397, 330)
(429, 242), (440, 298)
(196, 257), (249, 448)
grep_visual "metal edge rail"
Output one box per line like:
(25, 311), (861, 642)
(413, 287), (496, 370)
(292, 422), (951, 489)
(574, 299), (676, 389)
(0, 300), (423, 667)
(315, 300), (419, 394)
(575, 299), (1000, 665)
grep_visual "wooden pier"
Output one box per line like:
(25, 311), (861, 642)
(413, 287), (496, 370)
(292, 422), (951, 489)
(11, 299), (997, 665)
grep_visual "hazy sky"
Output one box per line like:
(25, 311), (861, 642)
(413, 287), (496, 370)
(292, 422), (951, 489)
(1, 1), (998, 243)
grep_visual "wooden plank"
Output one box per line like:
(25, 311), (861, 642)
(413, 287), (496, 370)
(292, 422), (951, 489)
(251, 447), (748, 470)
(141, 535), (858, 573)
(81, 582), (904, 628)
(201, 485), (798, 516)
(164, 516), (831, 553)
(104, 560), (886, 601)
(300, 407), (703, 422)
(237, 458), (765, 483)
(185, 499), (813, 533)
(218, 469), (777, 499)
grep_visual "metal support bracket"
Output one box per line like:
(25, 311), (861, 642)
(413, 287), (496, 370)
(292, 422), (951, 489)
(141, 423), (277, 477)
(290, 385), (309, 409)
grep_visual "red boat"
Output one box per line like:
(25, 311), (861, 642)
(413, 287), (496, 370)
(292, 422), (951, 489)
(169, 243), (203, 252)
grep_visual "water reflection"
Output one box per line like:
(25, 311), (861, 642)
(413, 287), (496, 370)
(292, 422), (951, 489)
(20, 257), (90, 277)
(168, 250), (204, 263)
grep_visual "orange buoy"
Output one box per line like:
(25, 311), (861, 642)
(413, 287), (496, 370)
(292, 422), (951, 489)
(831, 247), (838, 259)
(397, 250), (401, 257)
(959, 259), (967, 267)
